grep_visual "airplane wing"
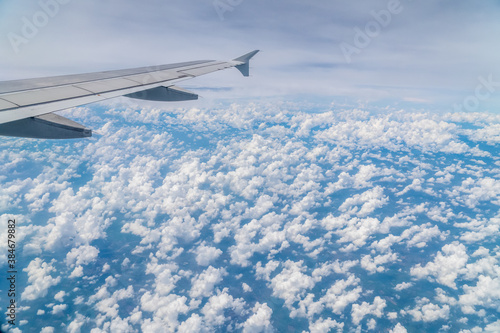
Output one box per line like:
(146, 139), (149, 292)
(0, 50), (259, 139)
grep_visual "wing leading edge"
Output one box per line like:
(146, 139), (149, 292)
(0, 50), (259, 139)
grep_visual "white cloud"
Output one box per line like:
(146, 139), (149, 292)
(54, 291), (66, 302)
(141, 293), (189, 332)
(94, 285), (134, 320)
(435, 288), (457, 306)
(195, 243), (223, 266)
(468, 124), (500, 145)
(255, 260), (280, 281)
(326, 164), (397, 193)
(242, 283), (253, 293)
(387, 312), (398, 320)
(361, 252), (398, 274)
(394, 282), (413, 291)
(407, 298), (450, 322)
(456, 216), (500, 243)
(339, 186), (388, 217)
(314, 115), (485, 156)
(21, 258), (61, 301)
(40, 328), (55, 333)
(145, 258), (181, 296)
(190, 266), (227, 299)
(230, 212), (287, 267)
(329, 216), (383, 252)
(270, 260), (315, 307)
(447, 177), (500, 209)
(312, 260), (358, 279)
(69, 265), (84, 278)
(309, 318), (344, 333)
(390, 323), (408, 333)
(201, 289), (246, 328)
(67, 313), (88, 333)
(484, 320), (500, 332)
(2, 102), (500, 331)
(459, 276), (500, 315)
(65, 245), (100, 267)
(351, 296), (386, 325)
(410, 242), (469, 289)
(177, 314), (203, 333)
(52, 304), (67, 315)
(320, 275), (362, 315)
(241, 303), (274, 333)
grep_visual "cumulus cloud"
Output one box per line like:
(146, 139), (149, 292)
(320, 275), (362, 315)
(195, 243), (223, 266)
(65, 245), (100, 267)
(52, 304), (67, 315)
(54, 291), (66, 302)
(410, 242), (469, 289)
(22, 258), (61, 301)
(447, 178), (500, 208)
(459, 276), (500, 315)
(201, 289), (246, 328)
(270, 260), (315, 307)
(40, 328), (55, 333)
(189, 266), (227, 299)
(339, 186), (388, 217)
(351, 296), (386, 325)
(390, 323), (408, 333)
(2, 102), (500, 331)
(394, 282), (413, 291)
(141, 293), (189, 331)
(241, 303), (274, 333)
(309, 318), (344, 333)
(361, 252), (398, 274)
(407, 298), (450, 322)
(242, 283), (253, 292)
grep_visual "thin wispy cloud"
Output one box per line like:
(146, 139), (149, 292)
(1, 0), (499, 110)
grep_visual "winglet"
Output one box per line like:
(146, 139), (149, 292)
(233, 50), (259, 77)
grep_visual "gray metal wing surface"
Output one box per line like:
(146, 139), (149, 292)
(0, 50), (259, 139)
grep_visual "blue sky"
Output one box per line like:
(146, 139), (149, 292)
(1, 0), (500, 111)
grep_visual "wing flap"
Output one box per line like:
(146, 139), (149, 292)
(0, 113), (91, 139)
(125, 86), (198, 101)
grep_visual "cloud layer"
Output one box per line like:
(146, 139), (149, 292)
(0, 100), (499, 331)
